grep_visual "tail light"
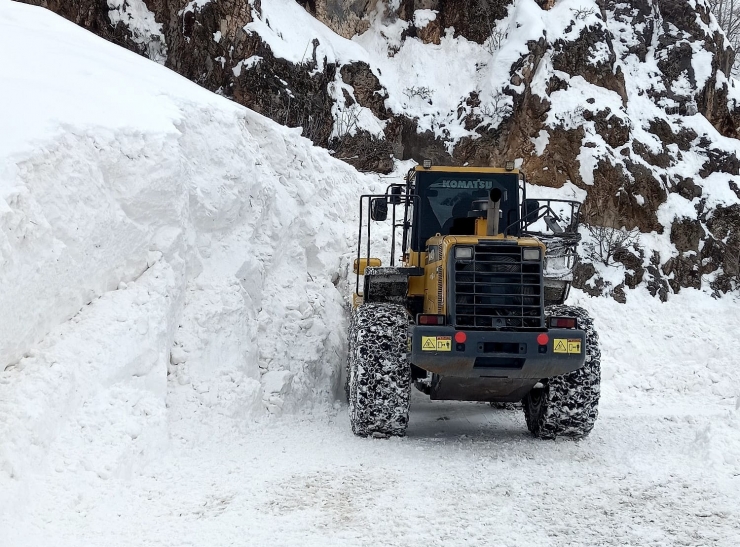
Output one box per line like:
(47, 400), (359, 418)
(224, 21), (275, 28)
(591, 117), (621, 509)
(549, 316), (577, 329)
(417, 314), (446, 326)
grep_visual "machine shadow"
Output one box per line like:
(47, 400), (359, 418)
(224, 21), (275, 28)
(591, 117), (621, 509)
(404, 393), (533, 442)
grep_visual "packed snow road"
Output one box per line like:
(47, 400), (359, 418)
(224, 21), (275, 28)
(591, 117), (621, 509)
(4, 391), (739, 547)
(4, 289), (739, 547)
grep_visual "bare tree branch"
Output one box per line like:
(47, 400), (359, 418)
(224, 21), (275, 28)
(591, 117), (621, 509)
(708, 0), (740, 75)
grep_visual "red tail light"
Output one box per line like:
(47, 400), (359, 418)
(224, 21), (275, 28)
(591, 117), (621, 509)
(418, 314), (446, 326)
(549, 316), (577, 329)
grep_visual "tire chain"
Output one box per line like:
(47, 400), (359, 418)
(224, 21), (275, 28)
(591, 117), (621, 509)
(347, 303), (411, 437)
(523, 304), (601, 439)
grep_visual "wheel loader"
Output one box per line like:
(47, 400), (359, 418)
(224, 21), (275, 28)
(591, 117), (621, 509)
(347, 163), (601, 439)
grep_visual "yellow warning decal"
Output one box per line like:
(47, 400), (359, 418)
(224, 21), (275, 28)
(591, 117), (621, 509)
(567, 339), (582, 354)
(553, 339), (568, 353)
(436, 336), (452, 352)
(422, 337), (437, 351)
(421, 336), (452, 352)
(554, 338), (582, 354)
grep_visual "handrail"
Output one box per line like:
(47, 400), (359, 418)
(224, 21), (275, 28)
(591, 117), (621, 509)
(505, 198), (582, 237)
(355, 190), (420, 296)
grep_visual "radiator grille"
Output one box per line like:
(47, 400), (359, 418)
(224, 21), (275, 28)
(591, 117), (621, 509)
(453, 244), (544, 329)
(436, 264), (443, 309)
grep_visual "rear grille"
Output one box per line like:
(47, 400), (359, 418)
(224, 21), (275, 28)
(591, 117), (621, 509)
(452, 244), (543, 329)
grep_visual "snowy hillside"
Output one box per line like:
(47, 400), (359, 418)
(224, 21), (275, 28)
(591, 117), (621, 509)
(240, 0), (740, 298)
(2, 2), (740, 546)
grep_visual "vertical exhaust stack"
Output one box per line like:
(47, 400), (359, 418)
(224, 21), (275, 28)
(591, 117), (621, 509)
(487, 188), (502, 236)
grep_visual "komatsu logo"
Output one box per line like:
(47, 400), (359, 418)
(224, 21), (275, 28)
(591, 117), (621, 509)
(440, 179), (493, 189)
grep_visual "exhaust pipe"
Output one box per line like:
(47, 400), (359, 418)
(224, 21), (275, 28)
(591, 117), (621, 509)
(487, 188), (502, 236)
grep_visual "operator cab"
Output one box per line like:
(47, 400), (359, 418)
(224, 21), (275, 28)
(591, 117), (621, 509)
(409, 168), (522, 252)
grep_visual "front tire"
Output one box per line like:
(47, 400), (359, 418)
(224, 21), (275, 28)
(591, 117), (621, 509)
(347, 303), (411, 437)
(523, 305), (601, 439)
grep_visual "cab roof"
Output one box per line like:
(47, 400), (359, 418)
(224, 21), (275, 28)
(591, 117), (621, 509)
(413, 165), (520, 175)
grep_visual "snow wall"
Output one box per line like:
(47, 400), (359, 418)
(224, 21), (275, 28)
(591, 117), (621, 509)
(0, 1), (377, 498)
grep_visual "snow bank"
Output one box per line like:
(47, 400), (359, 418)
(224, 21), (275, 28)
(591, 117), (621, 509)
(571, 288), (740, 405)
(0, 262), (176, 503)
(0, 1), (375, 507)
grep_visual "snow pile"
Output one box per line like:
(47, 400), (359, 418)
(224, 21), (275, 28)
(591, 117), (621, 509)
(579, 289), (740, 404)
(0, 261), (175, 484)
(574, 286), (740, 475)
(0, 1), (376, 509)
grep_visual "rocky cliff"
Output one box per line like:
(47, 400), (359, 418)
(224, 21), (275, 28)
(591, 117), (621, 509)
(15, 0), (740, 299)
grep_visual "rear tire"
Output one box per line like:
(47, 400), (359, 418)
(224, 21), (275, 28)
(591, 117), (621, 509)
(523, 305), (601, 439)
(347, 303), (411, 437)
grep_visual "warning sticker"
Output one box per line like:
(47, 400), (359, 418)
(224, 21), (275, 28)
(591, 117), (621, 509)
(567, 339), (582, 354)
(421, 336), (452, 352)
(422, 337), (437, 351)
(436, 336), (452, 352)
(554, 338), (582, 354)
(553, 339), (568, 354)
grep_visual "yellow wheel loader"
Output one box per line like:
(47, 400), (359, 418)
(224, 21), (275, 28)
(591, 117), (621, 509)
(347, 164), (600, 439)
